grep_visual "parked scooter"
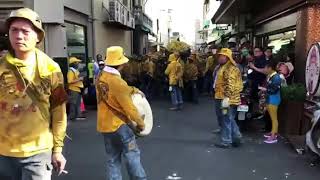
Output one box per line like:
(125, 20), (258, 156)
(306, 108), (320, 164)
(236, 71), (253, 131)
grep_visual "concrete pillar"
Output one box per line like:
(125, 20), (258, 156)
(295, 3), (320, 83)
(43, 24), (67, 58)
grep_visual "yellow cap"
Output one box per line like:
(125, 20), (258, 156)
(105, 46), (129, 66)
(218, 48), (236, 66)
(69, 57), (82, 64)
(6, 8), (45, 43)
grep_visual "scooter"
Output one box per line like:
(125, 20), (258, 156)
(306, 108), (320, 165)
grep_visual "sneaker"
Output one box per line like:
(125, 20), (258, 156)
(76, 117), (86, 121)
(214, 142), (232, 149)
(169, 107), (179, 111)
(264, 133), (272, 138)
(264, 133), (278, 138)
(264, 136), (278, 144)
(211, 129), (221, 134)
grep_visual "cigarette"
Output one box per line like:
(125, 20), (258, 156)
(62, 170), (69, 174)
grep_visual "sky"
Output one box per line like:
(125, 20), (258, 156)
(145, 0), (204, 45)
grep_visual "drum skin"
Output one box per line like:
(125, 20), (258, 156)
(131, 93), (153, 136)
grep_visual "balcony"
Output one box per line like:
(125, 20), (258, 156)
(103, 0), (135, 30)
(134, 6), (153, 34)
(0, 0), (24, 8)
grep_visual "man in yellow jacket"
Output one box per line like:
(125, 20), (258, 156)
(67, 57), (85, 121)
(0, 8), (67, 179)
(214, 48), (243, 148)
(184, 57), (199, 103)
(204, 51), (218, 95)
(96, 46), (147, 180)
(141, 55), (155, 99)
(165, 53), (184, 110)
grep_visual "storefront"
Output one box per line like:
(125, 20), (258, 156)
(65, 22), (89, 77)
(0, 21), (8, 52)
(212, 0), (320, 139)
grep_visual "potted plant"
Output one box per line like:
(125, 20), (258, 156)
(279, 83), (306, 135)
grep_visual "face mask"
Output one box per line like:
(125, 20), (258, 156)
(71, 64), (79, 69)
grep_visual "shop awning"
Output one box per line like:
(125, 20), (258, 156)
(136, 25), (155, 36)
(211, 0), (306, 25)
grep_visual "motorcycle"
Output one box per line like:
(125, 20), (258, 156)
(306, 108), (320, 164)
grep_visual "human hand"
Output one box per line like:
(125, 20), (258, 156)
(258, 86), (267, 91)
(248, 62), (255, 69)
(52, 152), (67, 176)
(222, 98), (230, 108)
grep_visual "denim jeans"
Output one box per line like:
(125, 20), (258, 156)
(203, 71), (213, 94)
(170, 86), (183, 107)
(103, 125), (147, 180)
(69, 90), (81, 120)
(214, 99), (223, 128)
(0, 151), (52, 180)
(220, 105), (242, 144)
(140, 74), (153, 100)
(186, 80), (198, 103)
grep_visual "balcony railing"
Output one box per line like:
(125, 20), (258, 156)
(0, 0), (24, 8)
(103, 0), (135, 30)
(134, 6), (153, 32)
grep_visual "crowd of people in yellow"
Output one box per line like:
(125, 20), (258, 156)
(0, 7), (240, 180)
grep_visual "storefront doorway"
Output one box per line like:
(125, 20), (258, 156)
(65, 22), (88, 77)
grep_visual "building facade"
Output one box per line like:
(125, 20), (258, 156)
(0, 0), (153, 74)
(133, 0), (153, 56)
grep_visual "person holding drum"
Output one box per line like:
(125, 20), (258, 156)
(96, 46), (147, 180)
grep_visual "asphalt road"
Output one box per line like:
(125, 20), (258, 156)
(53, 97), (320, 180)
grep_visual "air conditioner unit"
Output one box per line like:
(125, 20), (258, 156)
(109, 0), (120, 22)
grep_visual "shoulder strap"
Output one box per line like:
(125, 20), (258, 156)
(3, 58), (50, 120)
(96, 73), (135, 128)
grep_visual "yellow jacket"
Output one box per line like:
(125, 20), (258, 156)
(0, 49), (67, 157)
(214, 61), (243, 105)
(96, 68), (144, 133)
(205, 56), (217, 74)
(67, 68), (84, 92)
(165, 60), (183, 86)
(184, 61), (198, 81)
(142, 61), (155, 78)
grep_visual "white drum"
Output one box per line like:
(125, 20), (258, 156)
(131, 93), (153, 136)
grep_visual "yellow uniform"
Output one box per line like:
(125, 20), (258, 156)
(184, 61), (198, 82)
(142, 60), (155, 78)
(96, 69), (144, 133)
(205, 55), (217, 74)
(165, 57), (183, 86)
(0, 49), (67, 157)
(67, 68), (84, 93)
(215, 57), (243, 105)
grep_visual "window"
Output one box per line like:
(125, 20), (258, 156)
(65, 22), (88, 75)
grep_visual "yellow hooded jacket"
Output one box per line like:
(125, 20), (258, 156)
(0, 49), (67, 157)
(205, 55), (217, 74)
(96, 69), (145, 133)
(165, 55), (183, 86)
(184, 60), (198, 81)
(214, 49), (243, 105)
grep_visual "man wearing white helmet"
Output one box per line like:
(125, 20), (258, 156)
(0, 8), (68, 179)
